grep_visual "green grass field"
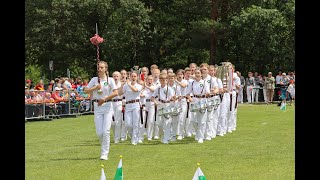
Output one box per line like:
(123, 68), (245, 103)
(25, 104), (295, 180)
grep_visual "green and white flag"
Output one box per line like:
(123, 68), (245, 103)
(192, 167), (206, 180)
(101, 165), (106, 180)
(114, 158), (123, 180)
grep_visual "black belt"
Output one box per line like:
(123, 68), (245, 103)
(146, 99), (151, 102)
(159, 99), (170, 103)
(112, 99), (122, 102)
(194, 95), (206, 98)
(126, 99), (140, 104)
(93, 99), (111, 103)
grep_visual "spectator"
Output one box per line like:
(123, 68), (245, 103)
(34, 79), (44, 91)
(265, 72), (275, 103)
(236, 71), (245, 104)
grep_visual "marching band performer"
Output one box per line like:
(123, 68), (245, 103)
(120, 69), (128, 141)
(200, 63), (218, 140)
(142, 75), (156, 140)
(175, 69), (189, 140)
(151, 73), (175, 144)
(184, 67), (195, 138)
(118, 72), (143, 145)
(167, 72), (181, 141)
(186, 69), (210, 143)
(111, 71), (124, 143)
(84, 61), (118, 160)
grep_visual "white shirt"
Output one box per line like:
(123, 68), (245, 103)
(152, 85), (175, 102)
(177, 79), (189, 97)
(143, 84), (156, 100)
(276, 75), (283, 85)
(123, 83), (143, 101)
(186, 79), (210, 104)
(217, 78), (223, 89)
(234, 76), (241, 92)
(203, 75), (218, 91)
(87, 77), (116, 100)
(186, 78), (194, 96)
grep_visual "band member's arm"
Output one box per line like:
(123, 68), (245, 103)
(84, 84), (100, 94)
(127, 79), (139, 92)
(175, 80), (187, 88)
(144, 83), (155, 92)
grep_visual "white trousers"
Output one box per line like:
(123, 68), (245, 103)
(185, 103), (194, 136)
(238, 86), (244, 103)
(205, 97), (214, 138)
(156, 104), (172, 142)
(177, 100), (188, 137)
(192, 109), (207, 140)
(125, 104), (140, 144)
(111, 102), (122, 142)
(246, 86), (254, 103)
(217, 93), (229, 135)
(227, 91), (237, 132)
(93, 102), (113, 157)
(253, 86), (260, 102)
(145, 102), (156, 139)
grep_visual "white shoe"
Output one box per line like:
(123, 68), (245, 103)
(100, 155), (108, 160)
(147, 138), (152, 141)
(231, 128), (236, 131)
(162, 140), (169, 144)
(198, 139), (203, 143)
(177, 136), (183, 140)
(154, 136), (159, 140)
(205, 137), (212, 141)
(218, 133), (224, 136)
(186, 133), (192, 137)
(120, 138), (126, 141)
(138, 140), (143, 143)
(227, 130), (232, 133)
(132, 142), (137, 145)
(114, 140), (119, 144)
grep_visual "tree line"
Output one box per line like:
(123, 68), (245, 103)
(25, 0), (295, 83)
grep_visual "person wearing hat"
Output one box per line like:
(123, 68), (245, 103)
(84, 61), (118, 160)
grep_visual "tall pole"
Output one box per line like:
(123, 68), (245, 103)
(210, 0), (218, 65)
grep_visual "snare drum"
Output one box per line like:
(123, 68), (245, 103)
(207, 99), (215, 112)
(199, 101), (207, 113)
(213, 98), (220, 110)
(170, 106), (182, 116)
(158, 106), (172, 116)
(190, 103), (201, 112)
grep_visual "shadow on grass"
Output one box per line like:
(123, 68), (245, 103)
(51, 157), (97, 161)
(111, 137), (198, 146)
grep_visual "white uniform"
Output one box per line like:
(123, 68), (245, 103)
(143, 84), (156, 140)
(152, 85), (175, 143)
(186, 79), (210, 143)
(139, 89), (146, 142)
(176, 79), (189, 140)
(123, 83), (143, 145)
(153, 80), (161, 139)
(204, 76), (218, 139)
(168, 83), (181, 141)
(87, 77), (116, 159)
(185, 78), (195, 137)
(231, 75), (241, 131)
(111, 80), (123, 143)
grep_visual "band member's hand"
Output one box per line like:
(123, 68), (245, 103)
(151, 96), (155, 102)
(98, 99), (105, 106)
(189, 97), (193, 102)
(126, 79), (131, 84)
(95, 84), (101, 90)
